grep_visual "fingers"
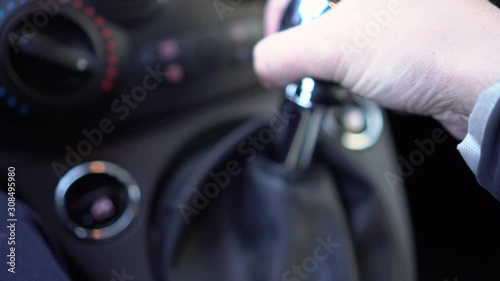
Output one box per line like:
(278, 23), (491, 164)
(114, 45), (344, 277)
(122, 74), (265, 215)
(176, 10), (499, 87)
(263, 0), (292, 35)
(254, 10), (348, 88)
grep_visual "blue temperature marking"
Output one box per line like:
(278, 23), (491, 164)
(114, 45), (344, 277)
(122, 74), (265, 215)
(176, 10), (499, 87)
(6, 1), (15, 11)
(0, 87), (5, 98)
(18, 104), (29, 117)
(0, 11), (5, 20)
(6, 96), (16, 108)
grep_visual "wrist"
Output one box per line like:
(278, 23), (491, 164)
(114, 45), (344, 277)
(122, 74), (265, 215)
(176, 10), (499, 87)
(460, 1), (500, 116)
(431, 0), (500, 139)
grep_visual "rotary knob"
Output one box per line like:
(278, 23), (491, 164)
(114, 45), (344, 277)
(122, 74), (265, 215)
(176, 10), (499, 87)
(0, 0), (120, 119)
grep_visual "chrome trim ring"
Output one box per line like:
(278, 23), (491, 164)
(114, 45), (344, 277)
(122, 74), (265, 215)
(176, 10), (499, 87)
(54, 161), (141, 240)
(323, 99), (384, 151)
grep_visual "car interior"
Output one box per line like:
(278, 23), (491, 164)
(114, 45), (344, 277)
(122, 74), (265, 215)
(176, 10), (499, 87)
(1, 0), (500, 280)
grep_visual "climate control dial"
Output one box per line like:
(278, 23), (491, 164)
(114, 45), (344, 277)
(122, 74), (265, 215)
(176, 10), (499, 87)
(0, 0), (121, 119)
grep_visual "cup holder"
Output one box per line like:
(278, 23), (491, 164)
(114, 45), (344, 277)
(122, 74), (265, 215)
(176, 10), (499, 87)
(55, 161), (141, 240)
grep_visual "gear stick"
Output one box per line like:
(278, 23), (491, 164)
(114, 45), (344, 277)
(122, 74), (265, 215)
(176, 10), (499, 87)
(275, 0), (356, 170)
(276, 80), (351, 170)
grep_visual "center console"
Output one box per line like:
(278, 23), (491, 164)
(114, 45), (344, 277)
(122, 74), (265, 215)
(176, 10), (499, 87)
(0, 1), (415, 281)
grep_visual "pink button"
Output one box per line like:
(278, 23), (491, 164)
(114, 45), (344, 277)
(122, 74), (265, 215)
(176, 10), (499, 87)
(158, 39), (180, 61)
(165, 63), (184, 84)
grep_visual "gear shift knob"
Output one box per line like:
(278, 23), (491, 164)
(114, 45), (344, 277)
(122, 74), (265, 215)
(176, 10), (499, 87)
(275, 0), (348, 170)
(280, 0), (339, 30)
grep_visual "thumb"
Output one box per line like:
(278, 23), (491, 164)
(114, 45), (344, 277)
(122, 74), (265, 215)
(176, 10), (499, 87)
(253, 8), (352, 89)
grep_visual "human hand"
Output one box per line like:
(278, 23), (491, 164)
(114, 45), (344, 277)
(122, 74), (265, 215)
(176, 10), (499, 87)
(254, 0), (500, 139)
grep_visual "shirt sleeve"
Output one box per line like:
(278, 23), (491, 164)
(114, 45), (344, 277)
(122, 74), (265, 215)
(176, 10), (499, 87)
(457, 82), (500, 198)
